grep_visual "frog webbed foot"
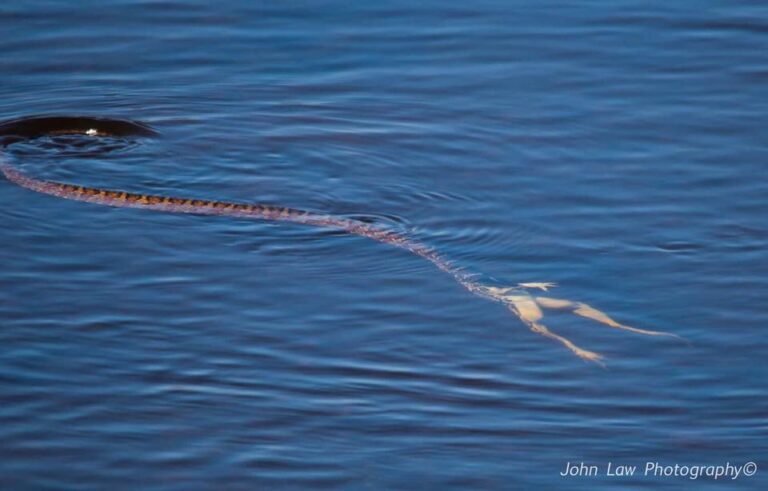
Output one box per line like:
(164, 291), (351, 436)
(517, 282), (557, 291)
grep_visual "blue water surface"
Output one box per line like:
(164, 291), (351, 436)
(1, 1), (766, 489)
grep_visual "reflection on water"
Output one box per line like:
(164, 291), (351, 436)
(1, 0), (767, 489)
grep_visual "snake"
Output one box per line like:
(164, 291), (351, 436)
(0, 115), (679, 363)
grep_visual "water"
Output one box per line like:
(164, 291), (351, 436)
(1, 1), (767, 489)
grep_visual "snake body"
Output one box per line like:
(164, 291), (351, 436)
(1, 115), (677, 363)
(0, 116), (479, 292)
